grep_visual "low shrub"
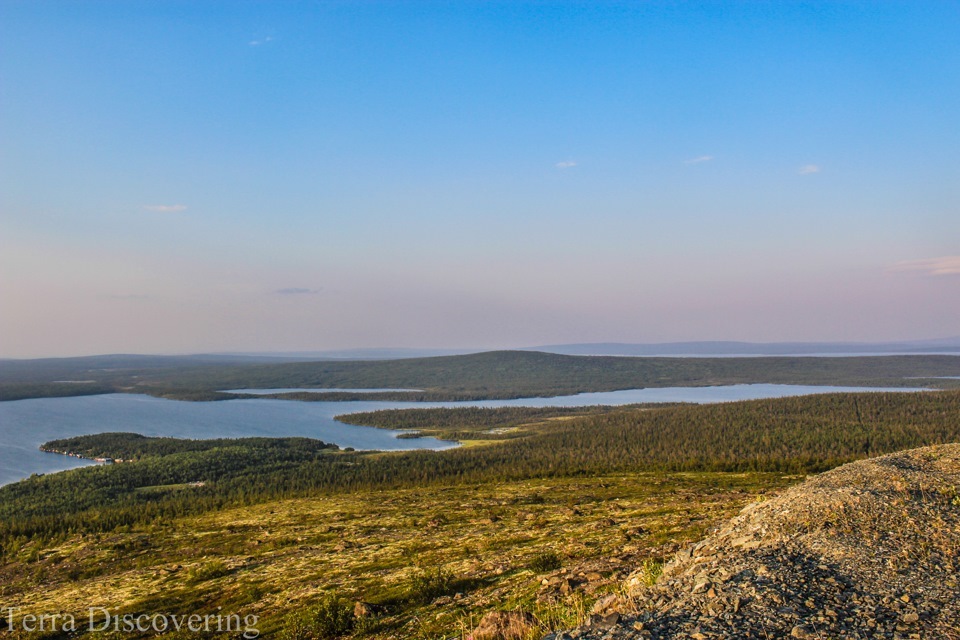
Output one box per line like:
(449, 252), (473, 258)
(529, 551), (562, 573)
(407, 568), (457, 604)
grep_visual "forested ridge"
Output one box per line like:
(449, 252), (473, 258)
(336, 405), (678, 440)
(3, 351), (960, 402)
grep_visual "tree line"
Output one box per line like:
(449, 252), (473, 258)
(2, 390), (959, 556)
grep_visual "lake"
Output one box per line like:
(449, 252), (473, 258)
(224, 388), (423, 394)
(0, 384), (925, 487)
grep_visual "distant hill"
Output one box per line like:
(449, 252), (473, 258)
(5, 349), (960, 403)
(0, 353), (303, 383)
(527, 338), (960, 357)
(215, 348), (483, 360)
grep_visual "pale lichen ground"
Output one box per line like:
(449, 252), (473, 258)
(1, 472), (797, 639)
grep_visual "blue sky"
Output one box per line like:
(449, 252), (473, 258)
(1, 1), (958, 357)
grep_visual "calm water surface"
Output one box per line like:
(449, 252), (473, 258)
(0, 384), (925, 486)
(224, 388), (422, 394)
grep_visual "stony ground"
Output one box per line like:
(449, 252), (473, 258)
(545, 444), (960, 640)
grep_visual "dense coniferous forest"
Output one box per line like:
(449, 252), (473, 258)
(335, 405), (678, 440)
(41, 432), (340, 461)
(4, 390), (960, 557)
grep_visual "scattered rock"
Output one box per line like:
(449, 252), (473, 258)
(544, 444), (960, 639)
(589, 594), (618, 615)
(353, 601), (385, 618)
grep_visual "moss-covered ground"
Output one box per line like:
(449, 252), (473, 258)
(1, 472), (798, 639)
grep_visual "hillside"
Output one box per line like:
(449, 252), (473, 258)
(1, 397), (959, 638)
(555, 444), (960, 639)
(0, 470), (794, 640)
(8, 391), (960, 550)
(4, 351), (960, 402)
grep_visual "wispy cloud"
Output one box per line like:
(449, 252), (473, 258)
(684, 155), (713, 164)
(891, 256), (960, 277)
(142, 204), (187, 213)
(249, 36), (274, 46)
(275, 287), (322, 295)
(798, 164), (821, 175)
(555, 161), (577, 169)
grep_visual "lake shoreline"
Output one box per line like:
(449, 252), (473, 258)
(1, 384), (934, 488)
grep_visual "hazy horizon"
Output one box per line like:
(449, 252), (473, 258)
(2, 2), (958, 359)
(5, 336), (960, 362)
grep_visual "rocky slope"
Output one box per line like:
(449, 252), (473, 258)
(547, 444), (960, 640)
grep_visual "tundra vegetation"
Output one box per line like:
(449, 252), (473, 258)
(2, 389), (960, 638)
